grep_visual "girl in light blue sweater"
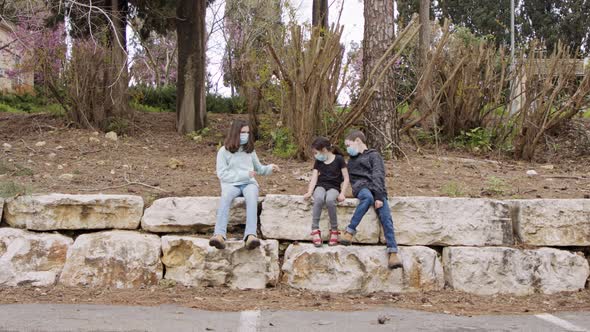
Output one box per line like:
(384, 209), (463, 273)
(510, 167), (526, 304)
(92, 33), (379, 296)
(209, 119), (279, 250)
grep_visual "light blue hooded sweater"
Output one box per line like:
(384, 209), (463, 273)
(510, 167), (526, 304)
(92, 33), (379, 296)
(216, 146), (273, 186)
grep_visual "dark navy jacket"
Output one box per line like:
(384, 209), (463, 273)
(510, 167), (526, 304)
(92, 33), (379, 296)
(347, 149), (388, 201)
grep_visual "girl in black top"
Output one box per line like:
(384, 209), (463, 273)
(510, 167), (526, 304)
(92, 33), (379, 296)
(303, 137), (350, 247)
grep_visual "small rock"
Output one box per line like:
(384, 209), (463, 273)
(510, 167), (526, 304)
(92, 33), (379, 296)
(59, 174), (74, 181)
(2, 143), (12, 151)
(316, 321), (332, 326)
(35, 141), (46, 147)
(526, 170), (538, 177)
(89, 137), (101, 144)
(42, 174), (51, 179)
(105, 131), (118, 141)
(92, 131), (99, 136)
(96, 160), (106, 166)
(540, 164), (554, 170)
(378, 315), (390, 324)
(48, 153), (57, 159)
(57, 165), (64, 170)
(110, 169), (115, 175)
(168, 158), (184, 169)
(55, 145), (64, 150)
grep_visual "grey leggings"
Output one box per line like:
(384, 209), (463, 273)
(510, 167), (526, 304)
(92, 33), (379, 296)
(312, 186), (339, 231)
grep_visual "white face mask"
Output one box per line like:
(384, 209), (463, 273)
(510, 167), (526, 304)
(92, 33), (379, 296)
(240, 133), (249, 145)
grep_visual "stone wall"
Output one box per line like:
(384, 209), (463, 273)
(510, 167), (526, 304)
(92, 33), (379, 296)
(0, 194), (588, 295)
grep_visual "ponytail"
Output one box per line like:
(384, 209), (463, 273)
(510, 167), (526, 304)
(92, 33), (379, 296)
(311, 136), (342, 155)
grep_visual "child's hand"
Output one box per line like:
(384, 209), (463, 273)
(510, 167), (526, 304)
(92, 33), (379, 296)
(303, 191), (312, 200)
(270, 164), (280, 172)
(375, 200), (384, 209)
(249, 171), (257, 178)
(337, 193), (346, 202)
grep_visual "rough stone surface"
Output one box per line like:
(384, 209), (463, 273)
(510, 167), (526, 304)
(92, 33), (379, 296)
(141, 197), (260, 233)
(0, 228), (72, 287)
(260, 195), (380, 243)
(59, 231), (162, 288)
(443, 247), (590, 295)
(281, 243), (444, 294)
(382, 197), (513, 246)
(511, 199), (590, 246)
(161, 236), (279, 290)
(3, 194), (143, 230)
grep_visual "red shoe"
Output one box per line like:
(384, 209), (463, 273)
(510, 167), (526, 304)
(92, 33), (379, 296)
(311, 229), (322, 247)
(328, 230), (340, 246)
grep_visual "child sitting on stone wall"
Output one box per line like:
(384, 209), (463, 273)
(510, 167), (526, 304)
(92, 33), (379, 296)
(303, 137), (350, 247)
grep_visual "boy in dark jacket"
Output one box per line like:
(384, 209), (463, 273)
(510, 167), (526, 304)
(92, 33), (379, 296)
(341, 130), (402, 269)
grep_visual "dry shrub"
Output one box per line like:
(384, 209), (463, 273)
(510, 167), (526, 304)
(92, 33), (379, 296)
(434, 28), (512, 139)
(513, 42), (590, 160)
(267, 23), (349, 159)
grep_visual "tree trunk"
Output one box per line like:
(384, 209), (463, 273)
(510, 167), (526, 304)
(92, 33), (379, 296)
(363, 0), (398, 157)
(312, 0), (329, 28)
(104, 0), (130, 124)
(418, 0), (434, 130)
(176, 0), (207, 134)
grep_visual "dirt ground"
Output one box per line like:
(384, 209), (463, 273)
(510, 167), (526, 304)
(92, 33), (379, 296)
(0, 284), (589, 316)
(1, 111), (589, 202)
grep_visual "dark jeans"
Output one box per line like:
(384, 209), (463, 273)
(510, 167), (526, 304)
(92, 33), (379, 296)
(346, 188), (399, 253)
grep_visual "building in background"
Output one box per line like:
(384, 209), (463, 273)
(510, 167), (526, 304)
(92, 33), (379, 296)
(0, 20), (34, 94)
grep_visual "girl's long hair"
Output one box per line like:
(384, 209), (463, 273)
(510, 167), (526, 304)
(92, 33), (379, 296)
(225, 119), (254, 153)
(311, 137), (343, 155)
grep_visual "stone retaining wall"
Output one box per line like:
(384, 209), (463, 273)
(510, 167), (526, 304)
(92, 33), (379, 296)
(0, 194), (588, 294)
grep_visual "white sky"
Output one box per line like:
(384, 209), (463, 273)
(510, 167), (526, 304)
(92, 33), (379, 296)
(205, 0), (365, 97)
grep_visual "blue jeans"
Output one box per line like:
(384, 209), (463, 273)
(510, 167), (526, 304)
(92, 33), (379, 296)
(346, 188), (399, 253)
(215, 183), (259, 240)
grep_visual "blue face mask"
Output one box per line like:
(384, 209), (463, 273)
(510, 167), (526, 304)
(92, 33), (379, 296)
(315, 153), (328, 162)
(240, 133), (249, 145)
(347, 146), (359, 157)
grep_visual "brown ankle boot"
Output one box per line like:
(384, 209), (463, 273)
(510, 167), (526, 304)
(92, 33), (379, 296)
(340, 231), (353, 246)
(209, 234), (226, 250)
(245, 235), (261, 250)
(388, 252), (403, 269)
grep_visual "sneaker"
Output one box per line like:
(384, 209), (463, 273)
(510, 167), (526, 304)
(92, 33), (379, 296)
(245, 235), (261, 250)
(340, 231), (353, 246)
(209, 234), (226, 250)
(388, 252), (403, 269)
(311, 229), (322, 247)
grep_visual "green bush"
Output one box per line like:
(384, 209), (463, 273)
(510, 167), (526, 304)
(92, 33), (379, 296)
(130, 85), (246, 114)
(206, 94), (246, 114)
(130, 85), (177, 111)
(452, 127), (493, 152)
(0, 92), (64, 115)
(271, 127), (297, 158)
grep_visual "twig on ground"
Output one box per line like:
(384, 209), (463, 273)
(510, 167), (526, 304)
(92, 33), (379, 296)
(80, 173), (168, 193)
(542, 175), (584, 180)
(20, 139), (37, 153)
(79, 149), (103, 155)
